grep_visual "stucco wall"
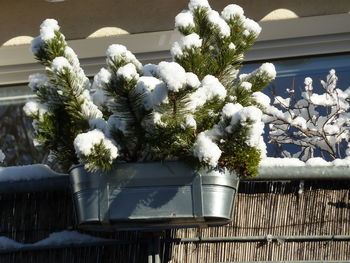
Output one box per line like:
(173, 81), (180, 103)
(1, 0), (350, 47)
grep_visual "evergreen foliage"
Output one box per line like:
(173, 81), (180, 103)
(25, 0), (276, 177)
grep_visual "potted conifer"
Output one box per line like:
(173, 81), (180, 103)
(24, 0), (276, 230)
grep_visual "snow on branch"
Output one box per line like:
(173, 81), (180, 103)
(263, 69), (350, 161)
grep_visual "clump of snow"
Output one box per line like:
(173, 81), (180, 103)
(332, 157), (350, 167)
(0, 231), (108, 251)
(207, 10), (231, 38)
(187, 75), (227, 111)
(135, 76), (168, 110)
(260, 157), (306, 167)
(243, 18), (261, 36)
(89, 118), (108, 132)
(306, 157), (331, 166)
(142, 64), (158, 77)
(175, 10), (195, 29)
(228, 43), (236, 50)
(152, 112), (166, 127)
(28, 73), (50, 91)
(221, 103), (243, 122)
(0, 150), (5, 163)
(186, 72), (201, 89)
(23, 101), (48, 119)
(0, 164), (65, 182)
(171, 33), (202, 58)
(40, 19), (60, 41)
(238, 106), (264, 147)
(188, 0), (211, 11)
(30, 36), (43, 55)
(193, 133), (221, 167)
(274, 96), (290, 108)
(116, 63), (139, 82)
(0, 236), (22, 250)
(79, 90), (104, 120)
(51, 57), (71, 72)
(259, 62), (276, 79)
(35, 231), (107, 247)
(221, 4), (245, 20)
(304, 77), (313, 91)
(92, 89), (109, 109)
(252, 92), (271, 107)
(182, 114), (197, 130)
(241, 81), (252, 91)
(74, 129), (118, 164)
(157, 62), (187, 92)
(91, 68), (112, 107)
(64, 47), (81, 69)
(106, 44), (142, 70)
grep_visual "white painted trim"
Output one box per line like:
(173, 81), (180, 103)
(1, 13), (350, 86)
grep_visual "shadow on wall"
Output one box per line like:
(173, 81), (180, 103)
(1, 0), (350, 46)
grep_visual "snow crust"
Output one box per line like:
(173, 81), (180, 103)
(260, 157), (350, 167)
(260, 158), (306, 167)
(0, 231), (107, 251)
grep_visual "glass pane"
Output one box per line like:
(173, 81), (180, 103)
(0, 85), (46, 166)
(242, 54), (350, 159)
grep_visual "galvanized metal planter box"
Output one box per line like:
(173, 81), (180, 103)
(69, 161), (239, 231)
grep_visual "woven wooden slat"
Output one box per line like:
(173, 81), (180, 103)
(0, 181), (349, 262)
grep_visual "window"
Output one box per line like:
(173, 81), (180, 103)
(242, 53), (350, 158)
(0, 85), (45, 166)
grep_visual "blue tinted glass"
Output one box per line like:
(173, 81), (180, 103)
(242, 54), (350, 158)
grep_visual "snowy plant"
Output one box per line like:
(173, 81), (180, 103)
(262, 69), (350, 161)
(25, 0), (276, 177)
(0, 150), (5, 164)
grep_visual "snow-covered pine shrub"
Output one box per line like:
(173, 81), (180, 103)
(261, 69), (350, 161)
(24, 0), (276, 177)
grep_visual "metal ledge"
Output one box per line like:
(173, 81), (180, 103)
(0, 164), (349, 193)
